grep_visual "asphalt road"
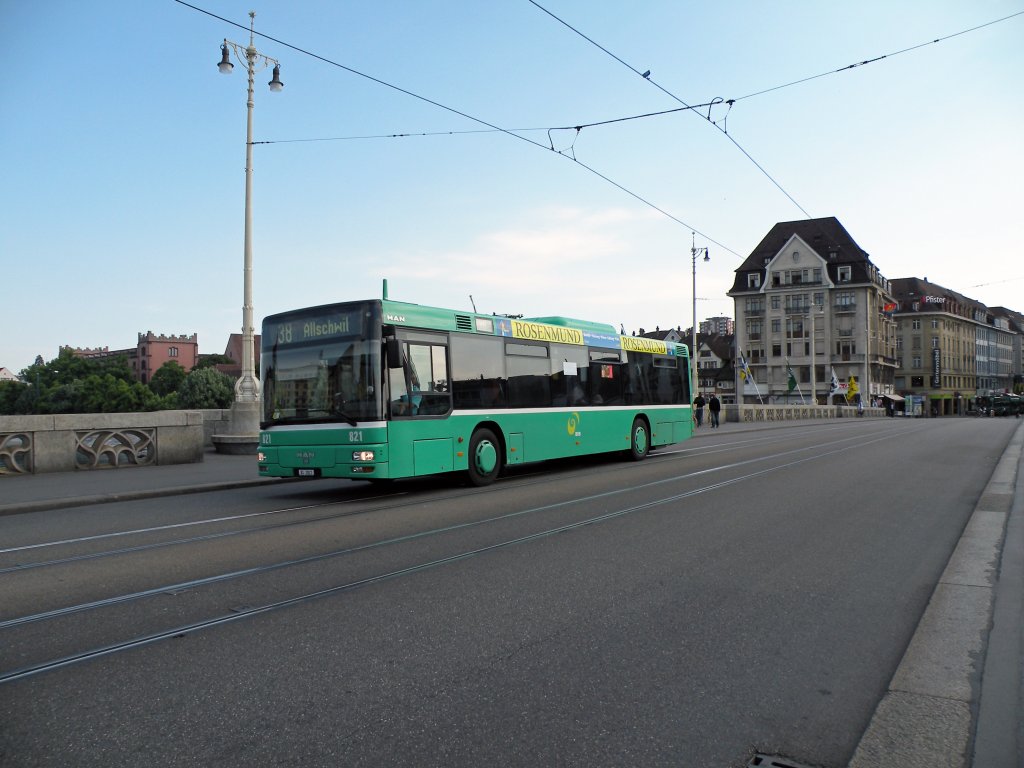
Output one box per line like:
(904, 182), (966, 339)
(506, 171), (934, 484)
(0, 418), (1018, 767)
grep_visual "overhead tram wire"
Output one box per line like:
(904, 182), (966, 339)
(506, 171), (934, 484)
(174, 0), (741, 257)
(527, 3), (1024, 227)
(732, 9), (1024, 102)
(526, 0), (814, 223)
(251, 102), (718, 146)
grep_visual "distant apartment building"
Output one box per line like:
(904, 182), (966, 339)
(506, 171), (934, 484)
(699, 316), (734, 336)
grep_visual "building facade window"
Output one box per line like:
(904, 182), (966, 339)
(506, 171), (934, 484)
(835, 291), (855, 308)
(837, 266), (852, 282)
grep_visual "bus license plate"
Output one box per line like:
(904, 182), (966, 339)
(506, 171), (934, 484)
(297, 468), (317, 477)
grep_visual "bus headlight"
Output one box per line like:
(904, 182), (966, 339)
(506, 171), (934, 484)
(258, 451), (268, 462)
(352, 450), (375, 462)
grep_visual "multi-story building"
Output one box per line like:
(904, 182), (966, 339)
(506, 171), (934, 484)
(693, 334), (735, 403)
(64, 332), (199, 384)
(728, 217), (897, 404)
(890, 278), (1016, 415)
(135, 332), (199, 384)
(991, 307), (1024, 392)
(699, 316), (734, 336)
(889, 278), (978, 415)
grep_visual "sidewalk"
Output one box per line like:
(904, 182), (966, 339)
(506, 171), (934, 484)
(0, 449), (280, 516)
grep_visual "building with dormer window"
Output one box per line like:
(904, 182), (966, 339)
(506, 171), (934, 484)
(728, 217), (897, 404)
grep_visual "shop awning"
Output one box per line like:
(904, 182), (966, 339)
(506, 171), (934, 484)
(882, 393), (905, 402)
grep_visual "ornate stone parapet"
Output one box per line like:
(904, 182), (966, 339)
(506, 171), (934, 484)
(0, 432), (32, 474)
(731, 404), (885, 423)
(0, 411), (205, 475)
(75, 429), (156, 469)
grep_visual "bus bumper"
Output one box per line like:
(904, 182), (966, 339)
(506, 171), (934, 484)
(257, 445), (390, 479)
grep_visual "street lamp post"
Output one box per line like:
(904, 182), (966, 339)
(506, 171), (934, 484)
(213, 11), (283, 452)
(691, 234), (709, 402)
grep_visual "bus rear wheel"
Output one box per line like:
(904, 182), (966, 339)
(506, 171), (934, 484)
(467, 427), (502, 486)
(629, 418), (650, 461)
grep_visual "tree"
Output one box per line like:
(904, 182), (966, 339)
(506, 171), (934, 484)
(193, 354), (235, 371)
(178, 367), (235, 409)
(149, 361), (187, 397)
(0, 380), (28, 415)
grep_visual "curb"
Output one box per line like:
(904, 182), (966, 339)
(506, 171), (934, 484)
(847, 420), (1024, 767)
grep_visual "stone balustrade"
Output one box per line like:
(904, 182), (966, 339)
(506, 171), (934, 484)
(0, 411), (223, 475)
(726, 404), (885, 422)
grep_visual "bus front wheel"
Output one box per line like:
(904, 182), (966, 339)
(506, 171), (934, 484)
(629, 418), (650, 461)
(467, 428), (502, 486)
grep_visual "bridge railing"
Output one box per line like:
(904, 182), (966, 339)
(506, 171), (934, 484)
(0, 410), (230, 475)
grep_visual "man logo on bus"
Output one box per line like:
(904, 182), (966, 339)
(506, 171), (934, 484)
(567, 412), (581, 437)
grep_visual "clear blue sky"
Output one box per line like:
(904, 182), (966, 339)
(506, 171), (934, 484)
(2, 1), (1022, 374)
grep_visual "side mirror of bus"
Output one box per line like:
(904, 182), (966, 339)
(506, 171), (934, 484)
(386, 337), (403, 369)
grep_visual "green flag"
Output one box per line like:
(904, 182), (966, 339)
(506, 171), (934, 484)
(786, 363), (797, 392)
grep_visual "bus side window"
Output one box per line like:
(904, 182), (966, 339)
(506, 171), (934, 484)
(589, 362), (623, 405)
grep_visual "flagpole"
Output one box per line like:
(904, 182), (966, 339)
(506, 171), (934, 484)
(740, 353), (765, 405)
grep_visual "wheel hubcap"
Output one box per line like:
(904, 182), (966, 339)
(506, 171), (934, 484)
(635, 428), (647, 453)
(475, 440), (497, 474)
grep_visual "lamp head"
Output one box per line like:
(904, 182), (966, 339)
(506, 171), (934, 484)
(268, 65), (284, 92)
(218, 42), (234, 74)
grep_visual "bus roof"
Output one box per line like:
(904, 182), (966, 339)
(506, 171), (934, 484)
(381, 299), (687, 357)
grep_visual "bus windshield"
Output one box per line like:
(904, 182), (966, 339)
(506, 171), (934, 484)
(261, 303), (383, 427)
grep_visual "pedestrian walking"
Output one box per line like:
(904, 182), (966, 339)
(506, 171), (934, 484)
(708, 393), (721, 428)
(693, 393), (706, 428)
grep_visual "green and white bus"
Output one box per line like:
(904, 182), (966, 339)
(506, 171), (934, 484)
(258, 290), (693, 485)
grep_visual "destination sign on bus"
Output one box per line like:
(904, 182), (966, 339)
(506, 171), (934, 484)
(268, 311), (361, 346)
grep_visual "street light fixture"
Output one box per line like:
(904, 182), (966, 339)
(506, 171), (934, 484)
(216, 11), (283, 444)
(691, 233), (710, 402)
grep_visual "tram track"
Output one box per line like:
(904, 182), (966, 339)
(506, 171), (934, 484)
(0, 424), (921, 685)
